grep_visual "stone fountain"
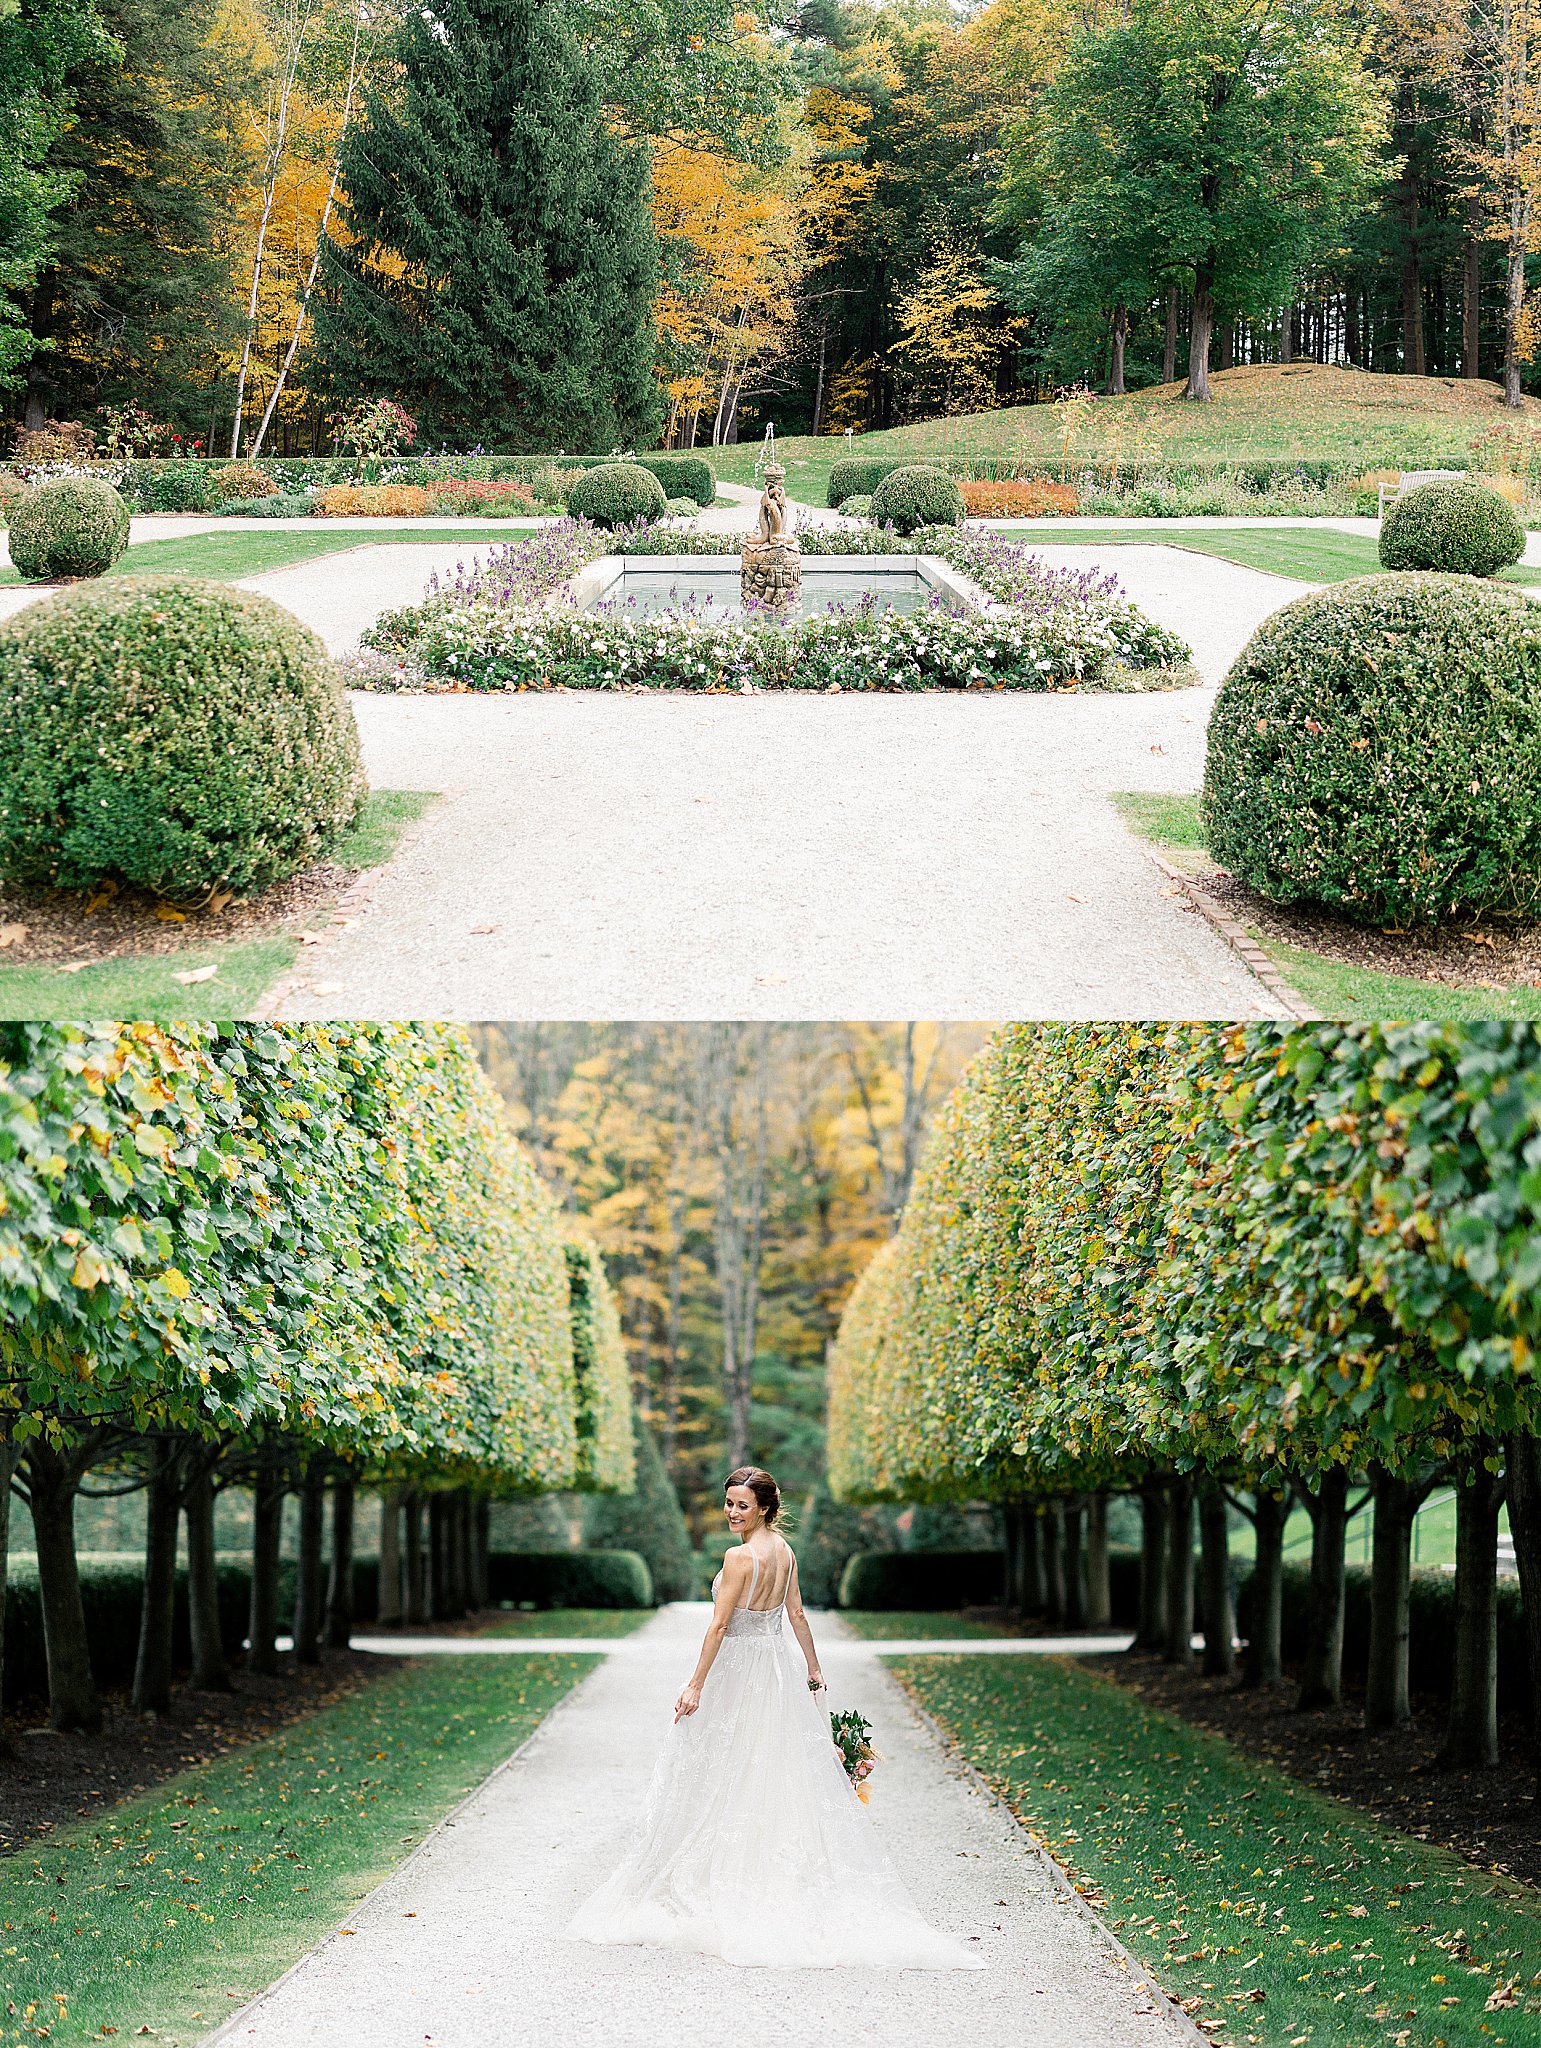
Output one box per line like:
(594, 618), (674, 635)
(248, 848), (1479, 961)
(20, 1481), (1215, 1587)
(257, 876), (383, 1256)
(741, 462), (801, 612)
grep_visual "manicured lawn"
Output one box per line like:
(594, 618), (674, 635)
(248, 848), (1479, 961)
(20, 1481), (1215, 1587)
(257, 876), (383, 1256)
(0, 790), (436, 1019)
(987, 524), (1541, 589)
(1110, 793), (1541, 1022)
(717, 365), (1537, 502)
(1266, 944), (1541, 1024)
(0, 1651), (594, 2048)
(1112, 790), (1206, 854)
(837, 1610), (1015, 1640)
(890, 1652), (1541, 2047)
(0, 525), (541, 586)
(480, 1607), (651, 1637)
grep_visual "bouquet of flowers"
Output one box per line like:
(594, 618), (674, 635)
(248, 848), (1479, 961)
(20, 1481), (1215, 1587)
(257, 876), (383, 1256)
(831, 1708), (879, 1803)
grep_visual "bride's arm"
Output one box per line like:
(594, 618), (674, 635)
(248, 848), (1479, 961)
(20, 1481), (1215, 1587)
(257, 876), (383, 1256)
(784, 1554), (825, 1693)
(674, 1550), (749, 1722)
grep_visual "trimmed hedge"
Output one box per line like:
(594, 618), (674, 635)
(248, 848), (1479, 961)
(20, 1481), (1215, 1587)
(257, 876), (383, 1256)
(838, 1548), (1004, 1609)
(828, 457), (897, 507)
(7, 475), (130, 579)
(868, 466), (966, 534)
(226, 492), (315, 518)
(583, 1411), (695, 1601)
(486, 1548), (652, 1608)
(1379, 479), (1525, 577)
(825, 453), (1413, 507)
(3, 1553), (252, 1706)
(1236, 1559), (1531, 1714)
(567, 462), (667, 528)
(0, 576), (367, 898)
(632, 456), (714, 507)
(1203, 573), (1541, 925)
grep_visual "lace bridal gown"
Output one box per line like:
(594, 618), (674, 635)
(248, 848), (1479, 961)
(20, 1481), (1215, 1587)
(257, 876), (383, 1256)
(567, 1538), (983, 1970)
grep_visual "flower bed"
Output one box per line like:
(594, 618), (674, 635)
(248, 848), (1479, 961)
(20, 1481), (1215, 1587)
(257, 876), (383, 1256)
(357, 520), (1193, 693)
(960, 477), (1080, 517)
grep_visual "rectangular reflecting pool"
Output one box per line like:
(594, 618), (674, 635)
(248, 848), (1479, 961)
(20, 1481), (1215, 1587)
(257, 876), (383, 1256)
(563, 554), (990, 621)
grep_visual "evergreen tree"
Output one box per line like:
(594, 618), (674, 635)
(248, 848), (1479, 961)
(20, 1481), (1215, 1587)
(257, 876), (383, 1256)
(0, 0), (113, 392)
(16, 0), (247, 429)
(584, 1413), (694, 1603)
(309, 0), (660, 450)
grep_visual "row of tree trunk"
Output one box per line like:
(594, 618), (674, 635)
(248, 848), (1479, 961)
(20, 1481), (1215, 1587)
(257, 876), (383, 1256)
(2, 1429), (495, 1737)
(1117, 1453), (1531, 1771)
(1002, 1495), (1113, 1630)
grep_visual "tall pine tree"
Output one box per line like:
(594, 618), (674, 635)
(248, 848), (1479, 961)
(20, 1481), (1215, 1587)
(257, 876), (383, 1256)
(310, 0), (660, 450)
(16, 0), (247, 430)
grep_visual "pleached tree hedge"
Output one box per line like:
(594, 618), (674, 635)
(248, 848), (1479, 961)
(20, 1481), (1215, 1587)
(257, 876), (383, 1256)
(563, 1235), (635, 1494)
(829, 1023), (1541, 1769)
(0, 1021), (593, 1728)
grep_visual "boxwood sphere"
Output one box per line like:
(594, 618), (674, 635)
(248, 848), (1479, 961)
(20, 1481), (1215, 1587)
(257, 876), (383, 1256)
(1379, 478), (1525, 577)
(0, 576), (367, 899)
(1202, 573), (1541, 926)
(868, 464), (965, 534)
(7, 475), (130, 580)
(567, 462), (667, 528)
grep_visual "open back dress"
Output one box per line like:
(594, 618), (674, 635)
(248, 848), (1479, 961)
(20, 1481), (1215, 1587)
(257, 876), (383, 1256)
(566, 1535), (983, 1970)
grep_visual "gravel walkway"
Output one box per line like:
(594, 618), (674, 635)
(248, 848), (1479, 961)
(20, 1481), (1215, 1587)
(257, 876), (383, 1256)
(268, 687), (1286, 1019)
(1, 507), (1317, 1018)
(212, 1604), (1177, 2048)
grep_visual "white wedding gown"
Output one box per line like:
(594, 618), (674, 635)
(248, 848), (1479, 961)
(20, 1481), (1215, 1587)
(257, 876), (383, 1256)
(566, 1539), (983, 1970)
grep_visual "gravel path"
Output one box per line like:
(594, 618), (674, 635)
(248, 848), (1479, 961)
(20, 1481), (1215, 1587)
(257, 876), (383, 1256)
(1, 509), (1315, 1018)
(269, 686), (1287, 1019)
(212, 1605), (1177, 2048)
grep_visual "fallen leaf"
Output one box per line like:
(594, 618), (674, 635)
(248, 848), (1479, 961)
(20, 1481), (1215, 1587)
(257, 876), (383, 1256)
(155, 903), (188, 924)
(469, 924), (499, 935)
(753, 973), (787, 987)
(0, 922), (27, 948)
(171, 964), (219, 985)
(84, 883), (118, 915)
(207, 889), (235, 914)
(1485, 1980), (1519, 2010)
(56, 960), (95, 974)
(310, 982), (345, 996)
(1149, 742), (1167, 755)
(1066, 893), (1086, 903)
(298, 930), (328, 945)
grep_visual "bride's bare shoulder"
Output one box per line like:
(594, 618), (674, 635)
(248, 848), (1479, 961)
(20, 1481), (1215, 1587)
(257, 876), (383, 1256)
(719, 1545), (751, 1575)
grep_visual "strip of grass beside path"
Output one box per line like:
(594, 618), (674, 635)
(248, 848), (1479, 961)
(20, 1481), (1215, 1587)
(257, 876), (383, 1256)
(0, 1651), (593, 2048)
(0, 789), (436, 1020)
(0, 526), (541, 587)
(890, 1652), (1541, 2048)
(478, 1607), (650, 1637)
(1111, 793), (1541, 1022)
(987, 524), (1541, 589)
(837, 1610), (1016, 1640)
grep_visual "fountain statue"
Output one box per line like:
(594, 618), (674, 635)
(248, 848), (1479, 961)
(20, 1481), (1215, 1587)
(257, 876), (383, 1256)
(741, 462), (802, 612)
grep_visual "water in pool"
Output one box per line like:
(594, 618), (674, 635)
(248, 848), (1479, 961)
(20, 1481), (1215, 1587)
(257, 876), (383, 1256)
(588, 568), (941, 621)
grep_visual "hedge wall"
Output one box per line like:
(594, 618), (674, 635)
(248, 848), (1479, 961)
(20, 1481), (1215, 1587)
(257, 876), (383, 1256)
(838, 1548), (1005, 1609)
(3, 453), (717, 512)
(0, 1023), (580, 1489)
(486, 1548), (652, 1608)
(564, 1237), (636, 1494)
(824, 454), (1448, 505)
(4, 1553), (252, 1705)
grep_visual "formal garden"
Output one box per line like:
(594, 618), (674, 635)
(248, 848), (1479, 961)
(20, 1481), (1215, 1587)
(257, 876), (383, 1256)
(4, 1020), (1541, 2044)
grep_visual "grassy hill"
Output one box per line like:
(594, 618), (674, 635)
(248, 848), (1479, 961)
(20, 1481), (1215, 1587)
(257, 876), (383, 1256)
(710, 363), (1541, 503)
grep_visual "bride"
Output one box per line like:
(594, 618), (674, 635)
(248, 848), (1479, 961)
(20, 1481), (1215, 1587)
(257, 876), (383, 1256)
(567, 1465), (983, 1970)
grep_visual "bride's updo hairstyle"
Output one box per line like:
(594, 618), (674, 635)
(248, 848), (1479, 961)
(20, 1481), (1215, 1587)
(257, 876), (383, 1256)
(725, 1466), (782, 1525)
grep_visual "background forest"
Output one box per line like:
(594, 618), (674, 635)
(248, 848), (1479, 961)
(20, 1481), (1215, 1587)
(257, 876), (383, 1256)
(7, 0), (1541, 453)
(475, 1024), (982, 1533)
